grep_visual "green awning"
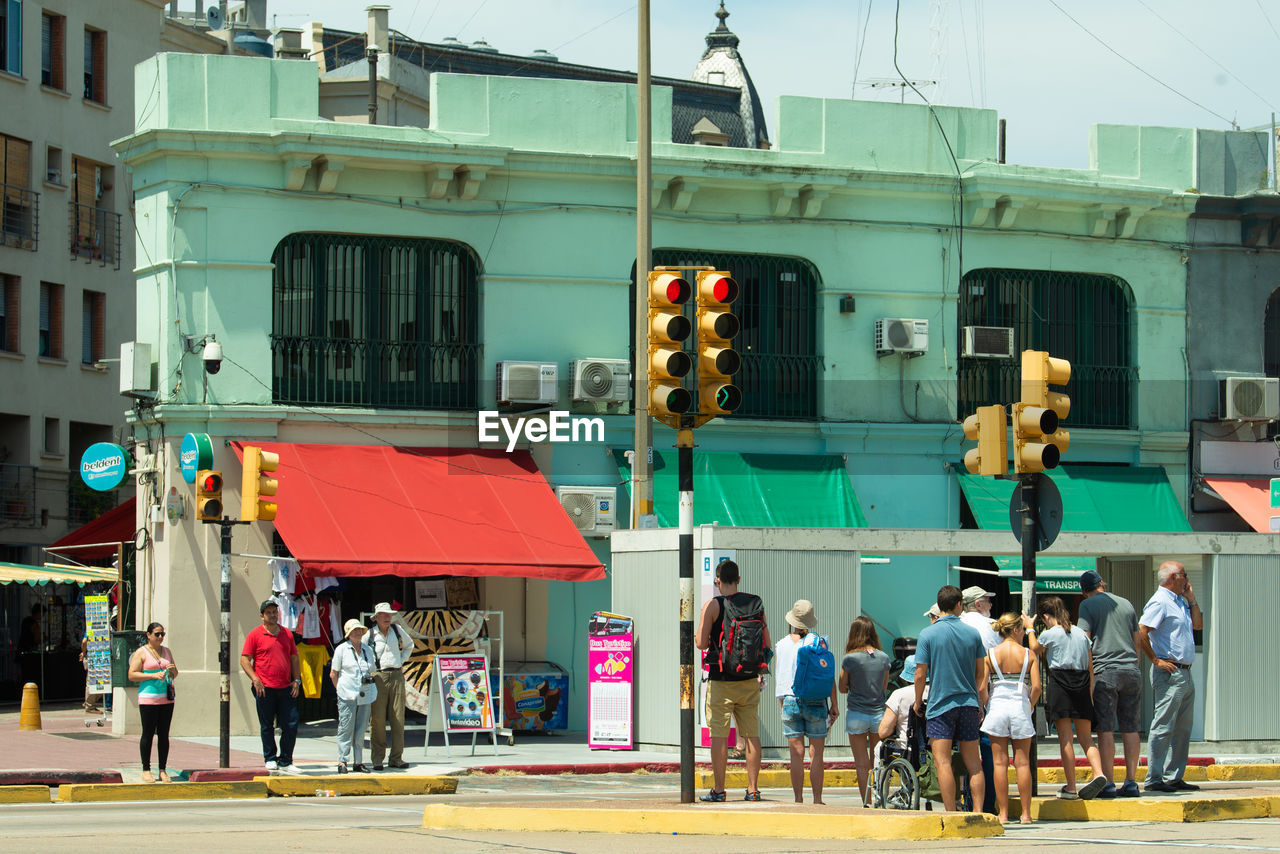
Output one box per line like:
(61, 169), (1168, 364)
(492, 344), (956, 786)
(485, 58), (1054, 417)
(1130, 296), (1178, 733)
(613, 451), (867, 528)
(0, 561), (117, 586)
(957, 465), (1191, 579)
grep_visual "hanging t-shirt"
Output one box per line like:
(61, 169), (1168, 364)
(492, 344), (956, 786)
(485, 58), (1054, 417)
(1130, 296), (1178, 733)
(299, 595), (322, 641)
(269, 558), (299, 595)
(312, 575), (338, 592)
(316, 597), (341, 648)
(272, 593), (298, 632)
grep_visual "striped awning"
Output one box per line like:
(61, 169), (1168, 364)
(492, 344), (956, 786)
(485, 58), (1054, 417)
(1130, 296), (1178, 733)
(0, 562), (118, 586)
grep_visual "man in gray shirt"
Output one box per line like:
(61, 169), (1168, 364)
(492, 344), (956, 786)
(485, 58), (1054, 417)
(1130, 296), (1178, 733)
(1076, 570), (1141, 798)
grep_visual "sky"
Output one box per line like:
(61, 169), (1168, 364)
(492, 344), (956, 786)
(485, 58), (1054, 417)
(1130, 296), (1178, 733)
(260, 0), (1280, 170)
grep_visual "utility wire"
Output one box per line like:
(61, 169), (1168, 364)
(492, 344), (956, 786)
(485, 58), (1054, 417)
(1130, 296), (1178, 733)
(1045, 0), (1237, 127)
(1256, 0), (1280, 46)
(1135, 0), (1275, 112)
(852, 0), (874, 93)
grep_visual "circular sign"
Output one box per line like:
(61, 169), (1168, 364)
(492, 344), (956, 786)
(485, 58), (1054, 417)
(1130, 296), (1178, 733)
(180, 433), (214, 484)
(80, 443), (131, 492)
(1009, 473), (1064, 550)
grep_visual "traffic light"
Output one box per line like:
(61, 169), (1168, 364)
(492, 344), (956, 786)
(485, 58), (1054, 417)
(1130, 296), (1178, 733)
(694, 270), (741, 416)
(241, 445), (280, 522)
(962, 404), (1008, 476)
(1013, 349), (1071, 474)
(646, 270), (693, 418)
(196, 470), (223, 522)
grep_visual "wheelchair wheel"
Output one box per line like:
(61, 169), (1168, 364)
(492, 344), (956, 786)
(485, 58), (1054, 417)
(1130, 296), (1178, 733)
(876, 757), (920, 810)
(957, 773), (974, 812)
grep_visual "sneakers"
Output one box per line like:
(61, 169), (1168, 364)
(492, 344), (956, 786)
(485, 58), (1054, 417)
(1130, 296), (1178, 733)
(699, 789), (727, 803)
(1117, 780), (1141, 798)
(1097, 782), (1118, 799)
(372, 765), (384, 772)
(276, 763), (304, 775)
(743, 790), (762, 802)
(1054, 789), (1079, 800)
(264, 760), (278, 771)
(1078, 774), (1109, 801)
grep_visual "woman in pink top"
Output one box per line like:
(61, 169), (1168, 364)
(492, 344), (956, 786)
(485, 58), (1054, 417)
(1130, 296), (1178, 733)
(128, 623), (178, 783)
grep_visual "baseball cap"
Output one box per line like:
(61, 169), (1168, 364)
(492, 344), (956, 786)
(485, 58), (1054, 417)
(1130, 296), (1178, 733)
(259, 599), (278, 614)
(922, 603), (942, 619)
(1080, 570), (1103, 592)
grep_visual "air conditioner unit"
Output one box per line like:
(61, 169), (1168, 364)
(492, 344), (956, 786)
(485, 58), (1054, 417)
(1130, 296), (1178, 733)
(1220, 376), (1280, 420)
(570, 358), (630, 402)
(962, 326), (1014, 359)
(496, 360), (558, 405)
(556, 486), (617, 537)
(875, 318), (929, 356)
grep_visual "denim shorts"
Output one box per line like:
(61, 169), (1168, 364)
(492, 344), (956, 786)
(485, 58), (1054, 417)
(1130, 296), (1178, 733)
(925, 705), (981, 743)
(781, 696), (829, 739)
(844, 709), (883, 736)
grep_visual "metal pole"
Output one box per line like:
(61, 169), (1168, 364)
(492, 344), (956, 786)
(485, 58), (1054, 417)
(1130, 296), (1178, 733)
(677, 427), (695, 803)
(1020, 474), (1039, 796)
(367, 48), (378, 125)
(219, 519), (232, 768)
(632, 0), (653, 529)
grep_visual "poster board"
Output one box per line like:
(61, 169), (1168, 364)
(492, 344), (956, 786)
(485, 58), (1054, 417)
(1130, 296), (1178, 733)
(587, 611), (634, 750)
(435, 653), (495, 733)
(84, 595), (111, 695)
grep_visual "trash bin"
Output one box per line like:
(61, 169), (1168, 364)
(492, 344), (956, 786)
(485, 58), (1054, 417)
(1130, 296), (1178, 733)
(110, 630), (148, 687)
(500, 661), (568, 732)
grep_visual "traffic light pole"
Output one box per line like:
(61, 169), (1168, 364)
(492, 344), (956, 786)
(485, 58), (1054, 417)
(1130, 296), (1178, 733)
(1018, 475), (1039, 796)
(677, 427), (695, 804)
(216, 517), (249, 768)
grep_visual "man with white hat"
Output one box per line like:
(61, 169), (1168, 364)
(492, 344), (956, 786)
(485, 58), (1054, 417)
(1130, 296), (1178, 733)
(368, 602), (415, 770)
(960, 586), (1001, 650)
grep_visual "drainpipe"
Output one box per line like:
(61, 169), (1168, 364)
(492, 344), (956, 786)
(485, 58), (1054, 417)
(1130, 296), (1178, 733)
(367, 48), (378, 125)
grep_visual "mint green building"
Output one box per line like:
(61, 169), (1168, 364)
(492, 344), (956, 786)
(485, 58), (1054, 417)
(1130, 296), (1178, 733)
(114, 48), (1270, 738)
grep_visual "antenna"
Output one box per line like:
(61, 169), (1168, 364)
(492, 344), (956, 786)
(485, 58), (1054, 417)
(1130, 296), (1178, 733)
(206, 4), (224, 30)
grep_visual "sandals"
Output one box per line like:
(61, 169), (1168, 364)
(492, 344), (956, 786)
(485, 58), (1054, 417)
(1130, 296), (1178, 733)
(744, 790), (762, 802)
(158, 770), (172, 783)
(140, 771), (156, 784)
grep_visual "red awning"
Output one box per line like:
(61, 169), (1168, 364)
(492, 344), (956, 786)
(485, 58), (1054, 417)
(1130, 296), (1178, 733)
(1203, 476), (1273, 533)
(230, 443), (604, 581)
(47, 496), (137, 562)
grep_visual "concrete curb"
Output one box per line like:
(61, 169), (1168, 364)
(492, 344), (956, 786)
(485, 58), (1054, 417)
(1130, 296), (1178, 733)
(1017, 794), (1277, 822)
(256, 775), (458, 797)
(56, 781), (268, 802)
(421, 803), (1003, 840)
(0, 771), (122, 786)
(0, 786), (52, 804)
(187, 770), (265, 783)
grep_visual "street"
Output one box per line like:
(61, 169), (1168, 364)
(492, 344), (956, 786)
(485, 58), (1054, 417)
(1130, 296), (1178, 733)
(4, 775), (1280, 853)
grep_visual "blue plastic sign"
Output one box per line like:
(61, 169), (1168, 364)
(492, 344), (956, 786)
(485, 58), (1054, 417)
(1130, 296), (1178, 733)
(80, 443), (131, 492)
(180, 433), (214, 484)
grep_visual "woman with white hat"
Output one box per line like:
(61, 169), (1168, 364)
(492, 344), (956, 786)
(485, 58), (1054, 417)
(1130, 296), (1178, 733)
(330, 619), (378, 773)
(774, 599), (839, 804)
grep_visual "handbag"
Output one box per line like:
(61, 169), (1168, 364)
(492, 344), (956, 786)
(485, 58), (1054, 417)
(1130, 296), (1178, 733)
(165, 676), (176, 701)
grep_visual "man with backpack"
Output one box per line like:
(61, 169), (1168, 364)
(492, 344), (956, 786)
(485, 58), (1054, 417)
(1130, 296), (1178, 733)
(695, 560), (771, 802)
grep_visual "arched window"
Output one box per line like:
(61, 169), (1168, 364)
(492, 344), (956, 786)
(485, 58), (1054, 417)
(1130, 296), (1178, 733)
(633, 251), (823, 420)
(958, 269), (1135, 429)
(271, 233), (480, 410)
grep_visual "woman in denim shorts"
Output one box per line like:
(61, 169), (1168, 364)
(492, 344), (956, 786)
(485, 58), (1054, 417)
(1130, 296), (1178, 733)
(774, 600), (839, 804)
(839, 616), (891, 805)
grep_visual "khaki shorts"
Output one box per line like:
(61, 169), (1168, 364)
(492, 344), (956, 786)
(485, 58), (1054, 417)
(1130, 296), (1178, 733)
(705, 678), (761, 739)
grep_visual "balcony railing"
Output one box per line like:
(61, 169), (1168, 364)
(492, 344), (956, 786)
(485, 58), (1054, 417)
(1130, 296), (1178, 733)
(68, 482), (117, 528)
(1, 182), (39, 251)
(0, 463), (38, 526)
(68, 202), (121, 270)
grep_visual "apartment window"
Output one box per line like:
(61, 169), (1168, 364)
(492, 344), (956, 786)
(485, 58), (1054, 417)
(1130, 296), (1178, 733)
(83, 27), (105, 104)
(81, 289), (103, 364)
(0, 272), (17, 351)
(38, 281), (62, 358)
(0, 1), (22, 76)
(41, 11), (64, 90)
(45, 145), (60, 184)
(1, 133), (35, 244)
(43, 417), (59, 455)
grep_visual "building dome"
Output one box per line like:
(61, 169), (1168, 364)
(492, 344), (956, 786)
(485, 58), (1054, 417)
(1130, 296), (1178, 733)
(690, 2), (769, 148)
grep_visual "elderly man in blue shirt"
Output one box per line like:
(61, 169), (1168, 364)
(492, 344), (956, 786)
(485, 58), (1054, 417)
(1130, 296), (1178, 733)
(1137, 560), (1203, 794)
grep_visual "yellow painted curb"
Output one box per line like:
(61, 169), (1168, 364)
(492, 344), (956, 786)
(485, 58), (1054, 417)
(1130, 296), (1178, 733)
(422, 804), (1002, 841)
(695, 769), (863, 790)
(57, 782), (267, 802)
(1010, 795), (1274, 823)
(1207, 764), (1280, 782)
(258, 775), (458, 797)
(0, 786), (51, 804)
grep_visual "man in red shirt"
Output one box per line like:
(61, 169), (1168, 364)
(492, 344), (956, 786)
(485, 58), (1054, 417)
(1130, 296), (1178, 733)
(240, 600), (302, 774)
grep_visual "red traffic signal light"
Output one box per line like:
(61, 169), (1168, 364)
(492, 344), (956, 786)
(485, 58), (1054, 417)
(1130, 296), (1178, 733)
(196, 469), (223, 522)
(647, 270), (693, 418)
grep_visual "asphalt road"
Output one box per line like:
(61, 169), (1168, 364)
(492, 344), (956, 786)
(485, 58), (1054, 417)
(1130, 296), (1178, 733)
(3, 776), (1280, 853)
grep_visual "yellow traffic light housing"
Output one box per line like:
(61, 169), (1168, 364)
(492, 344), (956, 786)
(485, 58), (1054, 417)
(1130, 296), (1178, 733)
(196, 469), (223, 522)
(695, 270), (741, 416)
(962, 404), (1008, 476)
(646, 271), (693, 421)
(1014, 350), (1071, 474)
(241, 445), (280, 522)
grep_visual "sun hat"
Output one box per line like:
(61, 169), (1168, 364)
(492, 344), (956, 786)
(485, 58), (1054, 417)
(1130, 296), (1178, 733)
(785, 599), (818, 630)
(342, 619), (368, 638)
(372, 602), (397, 616)
(962, 585), (994, 606)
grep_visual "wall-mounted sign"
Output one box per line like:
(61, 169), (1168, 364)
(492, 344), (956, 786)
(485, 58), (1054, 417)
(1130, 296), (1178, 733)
(80, 443), (131, 492)
(180, 433), (214, 484)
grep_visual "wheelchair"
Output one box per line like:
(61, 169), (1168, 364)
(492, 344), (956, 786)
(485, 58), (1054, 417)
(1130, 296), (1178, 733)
(872, 705), (973, 811)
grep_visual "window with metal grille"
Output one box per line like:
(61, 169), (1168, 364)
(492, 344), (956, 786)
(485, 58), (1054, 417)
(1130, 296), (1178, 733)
(271, 233), (481, 410)
(81, 289), (103, 364)
(41, 11), (63, 90)
(0, 1), (22, 76)
(0, 272), (16, 351)
(957, 268), (1135, 429)
(635, 251), (823, 420)
(83, 27), (105, 104)
(38, 281), (61, 358)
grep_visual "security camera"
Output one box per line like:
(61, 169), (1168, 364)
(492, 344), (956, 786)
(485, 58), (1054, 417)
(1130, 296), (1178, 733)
(202, 339), (223, 374)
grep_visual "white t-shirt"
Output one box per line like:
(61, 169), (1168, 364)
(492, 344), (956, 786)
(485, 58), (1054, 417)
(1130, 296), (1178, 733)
(960, 610), (1001, 650)
(330, 640), (377, 704)
(884, 684), (928, 743)
(774, 634), (804, 699)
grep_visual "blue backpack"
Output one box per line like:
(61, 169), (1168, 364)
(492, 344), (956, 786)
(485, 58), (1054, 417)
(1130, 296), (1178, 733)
(791, 633), (836, 702)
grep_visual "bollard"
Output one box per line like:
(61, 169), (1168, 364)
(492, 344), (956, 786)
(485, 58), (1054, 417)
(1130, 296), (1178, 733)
(19, 682), (42, 731)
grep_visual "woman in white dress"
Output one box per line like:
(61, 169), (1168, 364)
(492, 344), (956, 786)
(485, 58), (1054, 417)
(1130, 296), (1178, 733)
(980, 613), (1041, 824)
